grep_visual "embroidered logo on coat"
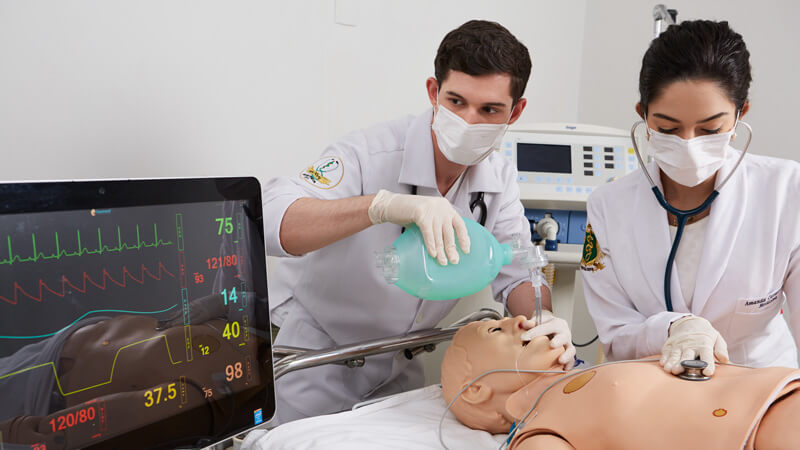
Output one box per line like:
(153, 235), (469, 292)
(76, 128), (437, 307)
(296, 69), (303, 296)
(300, 156), (344, 189)
(580, 223), (605, 272)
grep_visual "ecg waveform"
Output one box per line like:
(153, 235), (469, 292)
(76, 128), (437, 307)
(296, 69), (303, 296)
(0, 224), (172, 267)
(0, 335), (182, 397)
(1, 262), (176, 306)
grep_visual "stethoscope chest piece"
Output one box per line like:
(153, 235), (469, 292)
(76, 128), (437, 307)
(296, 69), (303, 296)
(677, 359), (711, 381)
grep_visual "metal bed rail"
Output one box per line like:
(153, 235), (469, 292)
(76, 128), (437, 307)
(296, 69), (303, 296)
(272, 308), (503, 379)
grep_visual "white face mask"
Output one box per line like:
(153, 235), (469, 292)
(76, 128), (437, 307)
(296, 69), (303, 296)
(432, 100), (510, 166)
(647, 118), (738, 187)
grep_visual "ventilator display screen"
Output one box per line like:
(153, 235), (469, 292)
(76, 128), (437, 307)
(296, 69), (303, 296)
(517, 143), (572, 174)
(0, 178), (273, 449)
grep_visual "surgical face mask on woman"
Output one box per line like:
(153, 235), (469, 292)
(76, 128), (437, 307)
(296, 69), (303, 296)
(647, 116), (739, 187)
(432, 100), (511, 166)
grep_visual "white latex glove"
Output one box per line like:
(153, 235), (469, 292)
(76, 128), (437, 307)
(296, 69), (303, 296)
(521, 311), (576, 370)
(368, 189), (470, 266)
(661, 315), (729, 376)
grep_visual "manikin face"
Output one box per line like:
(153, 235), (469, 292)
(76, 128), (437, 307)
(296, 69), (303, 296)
(455, 316), (565, 376)
(441, 317), (565, 433)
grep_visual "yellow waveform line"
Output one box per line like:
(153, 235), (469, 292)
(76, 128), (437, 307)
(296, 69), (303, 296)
(0, 335), (182, 396)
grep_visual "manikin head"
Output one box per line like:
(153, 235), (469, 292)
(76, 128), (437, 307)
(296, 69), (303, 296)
(440, 316), (564, 433)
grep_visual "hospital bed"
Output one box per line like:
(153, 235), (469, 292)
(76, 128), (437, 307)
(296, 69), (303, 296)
(228, 308), (506, 449)
(241, 384), (505, 449)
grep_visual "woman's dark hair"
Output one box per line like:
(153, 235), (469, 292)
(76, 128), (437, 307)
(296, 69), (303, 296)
(435, 20), (532, 104)
(639, 20), (751, 114)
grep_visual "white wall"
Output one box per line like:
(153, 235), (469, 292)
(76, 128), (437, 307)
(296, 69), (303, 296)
(10, 1), (790, 179)
(0, 0), (587, 184)
(577, 0), (800, 161)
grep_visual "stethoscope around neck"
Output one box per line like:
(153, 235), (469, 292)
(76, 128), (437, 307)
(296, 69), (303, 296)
(630, 119), (752, 312)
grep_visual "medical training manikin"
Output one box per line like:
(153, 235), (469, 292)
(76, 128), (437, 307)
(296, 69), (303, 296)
(441, 317), (800, 449)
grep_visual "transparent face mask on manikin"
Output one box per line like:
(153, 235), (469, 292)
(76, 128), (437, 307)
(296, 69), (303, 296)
(432, 98), (511, 166)
(646, 115), (739, 187)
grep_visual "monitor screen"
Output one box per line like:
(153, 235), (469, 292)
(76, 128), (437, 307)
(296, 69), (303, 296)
(0, 178), (273, 450)
(516, 143), (573, 174)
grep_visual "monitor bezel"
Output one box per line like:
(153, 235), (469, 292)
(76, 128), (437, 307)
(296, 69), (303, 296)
(0, 176), (275, 449)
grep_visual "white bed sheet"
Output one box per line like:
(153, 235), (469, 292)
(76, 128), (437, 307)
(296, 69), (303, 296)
(242, 384), (507, 449)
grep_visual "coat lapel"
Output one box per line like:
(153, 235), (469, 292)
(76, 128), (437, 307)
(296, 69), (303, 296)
(691, 149), (748, 314)
(631, 162), (688, 313)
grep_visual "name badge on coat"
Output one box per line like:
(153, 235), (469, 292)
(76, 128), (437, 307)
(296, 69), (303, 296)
(735, 288), (783, 314)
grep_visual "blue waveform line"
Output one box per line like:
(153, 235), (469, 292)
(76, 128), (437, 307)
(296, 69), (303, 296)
(0, 304), (178, 340)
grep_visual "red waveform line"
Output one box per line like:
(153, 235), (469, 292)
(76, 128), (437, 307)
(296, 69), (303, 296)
(1, 262), (176, 306)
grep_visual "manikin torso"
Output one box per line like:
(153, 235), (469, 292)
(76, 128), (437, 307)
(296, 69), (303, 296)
(506, 359), (800, 450)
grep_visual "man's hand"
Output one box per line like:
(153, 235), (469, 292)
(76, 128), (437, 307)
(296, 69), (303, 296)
(661, 315), (729, 376)
(521, 311), (576, 369)
(368, 189), (470, 266)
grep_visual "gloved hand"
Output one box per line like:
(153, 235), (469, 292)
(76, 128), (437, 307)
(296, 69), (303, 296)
(521, 310), (576, 370)
(368, 189), (470, 266)
(661, 315), (729, 376)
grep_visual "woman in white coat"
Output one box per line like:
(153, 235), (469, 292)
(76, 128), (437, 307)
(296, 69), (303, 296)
(582, 20), (800, 375)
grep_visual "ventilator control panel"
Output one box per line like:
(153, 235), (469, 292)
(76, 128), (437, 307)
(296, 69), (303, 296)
(502, 123), (638, 206)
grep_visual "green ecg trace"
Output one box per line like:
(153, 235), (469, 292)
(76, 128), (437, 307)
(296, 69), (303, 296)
(1, 224), (172, 266)
(0, 335), (182, 397)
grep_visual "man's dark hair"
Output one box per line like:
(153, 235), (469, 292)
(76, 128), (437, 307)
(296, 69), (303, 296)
(639, 20), (751, 114)
(435, 20), (532, 104)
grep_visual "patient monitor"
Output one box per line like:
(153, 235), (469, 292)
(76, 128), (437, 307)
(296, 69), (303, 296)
(0, 178), (274, 449)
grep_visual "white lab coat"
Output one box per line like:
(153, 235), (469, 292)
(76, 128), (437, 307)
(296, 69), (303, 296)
(582, 149), (800, 368)
(262, 108), (531, 423)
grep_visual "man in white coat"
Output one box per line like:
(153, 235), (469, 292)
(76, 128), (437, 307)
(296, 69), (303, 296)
(582, 20), (800, 376)
(262, 20), (575, 424)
